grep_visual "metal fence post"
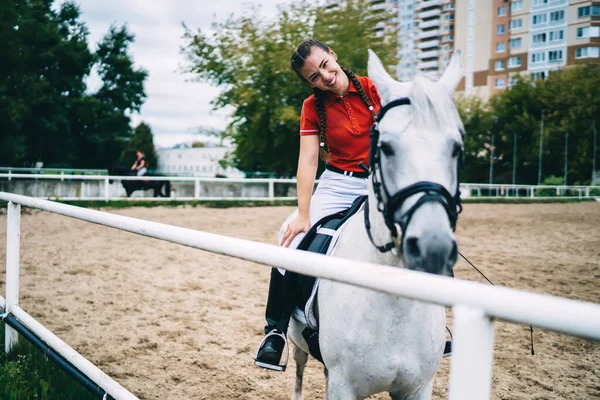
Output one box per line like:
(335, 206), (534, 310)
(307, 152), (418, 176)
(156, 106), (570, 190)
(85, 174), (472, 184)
(448, 305), (495, 400)
(268, 180), (275, 201)
(194, 179), (200, 200)
(5, 202), (21, 354)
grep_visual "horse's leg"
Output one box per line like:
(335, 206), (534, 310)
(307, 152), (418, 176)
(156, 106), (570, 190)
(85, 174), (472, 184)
(390, 382), (433, 400)
(326, 368), (358, 400)
(292, 346), (309, 400)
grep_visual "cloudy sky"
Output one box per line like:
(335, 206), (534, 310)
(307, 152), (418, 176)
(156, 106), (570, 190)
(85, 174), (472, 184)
(74, 0), (294, 148)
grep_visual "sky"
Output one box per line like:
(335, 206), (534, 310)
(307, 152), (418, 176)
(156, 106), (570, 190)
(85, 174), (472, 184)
(74, 0), (293, 148)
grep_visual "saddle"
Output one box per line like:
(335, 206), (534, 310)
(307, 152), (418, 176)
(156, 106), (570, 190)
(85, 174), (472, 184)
(282, 195), (367, 364)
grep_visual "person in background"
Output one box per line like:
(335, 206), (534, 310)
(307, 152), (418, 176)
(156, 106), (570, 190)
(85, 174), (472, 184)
(131, 150), (148, 176)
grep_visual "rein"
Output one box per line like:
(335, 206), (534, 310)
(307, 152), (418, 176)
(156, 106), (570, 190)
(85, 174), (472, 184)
(363, 97), (463, 254)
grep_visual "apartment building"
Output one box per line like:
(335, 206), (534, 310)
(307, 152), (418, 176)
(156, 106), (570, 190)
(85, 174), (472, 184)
(454, 0), (600, 99)
(396, 0), (457, 81)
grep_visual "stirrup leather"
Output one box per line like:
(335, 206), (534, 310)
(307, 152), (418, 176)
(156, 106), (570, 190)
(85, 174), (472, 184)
(254, 330), (289, 371)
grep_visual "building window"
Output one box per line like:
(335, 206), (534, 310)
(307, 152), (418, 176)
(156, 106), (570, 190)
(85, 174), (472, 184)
(497, 7), (507, 17)
(532, 33), (547, 44)
(508, 56), (522, 67)
(510, 19), (523, 30)
(496, 42), (506, 53)
(509, 38), (522, 49)
(531, 52), (546, 63)
(495, 60), (505, 70)
(531, 71), (546, 81)
(576, 47), (600, 58)
(497, 24), (506, 34)
(532, 13), (547, 26)
(442, 35), (453, 42)
(578, 6), (600, 18)
(548, 50), (563, 61)
(577, 26), (600, 38)
(444, 14), (455, 21)
(549, 10), (565, 22)
(549, 29), (564, 41)
(495, 78), (505, 89)
(443, 4), (455, 11)
(443, 24), (454, 32)
(508, 75), (518, 86)
(511, 1), (523, 12)
(533, 0), (548, 6)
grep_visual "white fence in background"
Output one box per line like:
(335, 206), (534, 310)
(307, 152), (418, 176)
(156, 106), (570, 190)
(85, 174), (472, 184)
(1, 192), (600, 399)
(1, 173), (599, 201)
(0, 167), (108, 175)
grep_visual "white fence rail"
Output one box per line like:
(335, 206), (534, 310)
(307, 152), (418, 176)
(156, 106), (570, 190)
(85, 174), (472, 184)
(1, 192), (600, 399)
(1, 173), (600, 201)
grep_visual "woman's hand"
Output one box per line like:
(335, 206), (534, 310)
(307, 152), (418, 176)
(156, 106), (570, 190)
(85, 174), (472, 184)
(281, 214), (311, 247)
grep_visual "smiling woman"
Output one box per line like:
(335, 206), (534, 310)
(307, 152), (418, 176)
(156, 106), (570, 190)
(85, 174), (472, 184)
(254, 39), (384, 371)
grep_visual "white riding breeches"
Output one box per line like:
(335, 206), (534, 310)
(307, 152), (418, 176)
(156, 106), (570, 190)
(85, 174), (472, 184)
(137, 167), (147, 176)
(285, 169), (368, 251)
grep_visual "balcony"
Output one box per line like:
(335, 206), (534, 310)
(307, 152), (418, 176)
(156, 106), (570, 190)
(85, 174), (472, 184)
(418, 60), (440, 69)
(418, 9), (441, 20)
(419, 39), (440, 49)
(416, 0), (441, 10)
(419, 19), (441, 29)
(419, 49), (440, 59)
(418, 29), (440, 39)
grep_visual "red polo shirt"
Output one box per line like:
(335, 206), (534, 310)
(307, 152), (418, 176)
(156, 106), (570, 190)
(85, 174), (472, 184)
(299, 75), (381, 172)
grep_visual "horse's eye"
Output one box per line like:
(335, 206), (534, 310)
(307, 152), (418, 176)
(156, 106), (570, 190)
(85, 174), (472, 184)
(452, 143), (463, 158)
(380, 141), (394, 157)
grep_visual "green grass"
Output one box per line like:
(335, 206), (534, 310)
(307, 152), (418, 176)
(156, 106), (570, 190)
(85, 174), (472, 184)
(0, 323), (96, 400)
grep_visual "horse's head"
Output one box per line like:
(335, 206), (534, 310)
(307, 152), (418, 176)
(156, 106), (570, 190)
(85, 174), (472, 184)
(366, 50), (464, 277)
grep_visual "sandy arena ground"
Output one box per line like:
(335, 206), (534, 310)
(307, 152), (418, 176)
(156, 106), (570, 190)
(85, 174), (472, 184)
(0, 202), (599, 399)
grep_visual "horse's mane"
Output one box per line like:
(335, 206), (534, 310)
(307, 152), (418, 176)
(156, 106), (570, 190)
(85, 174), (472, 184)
(408, 75), (464, 135)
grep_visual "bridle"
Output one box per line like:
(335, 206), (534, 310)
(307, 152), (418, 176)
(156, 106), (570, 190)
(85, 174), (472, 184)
(363, 97), (463, 254)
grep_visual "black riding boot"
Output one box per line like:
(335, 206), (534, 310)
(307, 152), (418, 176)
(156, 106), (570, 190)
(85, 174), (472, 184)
(255, 268), (290, 371)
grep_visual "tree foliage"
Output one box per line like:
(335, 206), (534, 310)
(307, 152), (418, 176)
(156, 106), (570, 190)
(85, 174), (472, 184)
(182, 0), (398, 176)
(485, 66), (600, 185)
(120, 122), (158, 169)
(0, 1), (147, 169)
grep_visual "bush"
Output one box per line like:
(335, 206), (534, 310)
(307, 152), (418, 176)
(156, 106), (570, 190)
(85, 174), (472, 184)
(535, 175), (563, 197)
(0, 324), (96, 399)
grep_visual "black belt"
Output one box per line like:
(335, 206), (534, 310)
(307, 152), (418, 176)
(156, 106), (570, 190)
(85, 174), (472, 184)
(325, 164), (369, 179)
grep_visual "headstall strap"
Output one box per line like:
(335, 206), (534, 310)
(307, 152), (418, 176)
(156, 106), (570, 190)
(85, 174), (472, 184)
(364, 97), (463, 254)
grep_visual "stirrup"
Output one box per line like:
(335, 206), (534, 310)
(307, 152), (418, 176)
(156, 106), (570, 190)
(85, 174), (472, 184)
(254, 330), (289, 371)
(443, 340), (452, 358)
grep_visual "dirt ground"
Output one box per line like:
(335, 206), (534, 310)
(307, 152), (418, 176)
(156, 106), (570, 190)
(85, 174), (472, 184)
(0, 202), (599, 399)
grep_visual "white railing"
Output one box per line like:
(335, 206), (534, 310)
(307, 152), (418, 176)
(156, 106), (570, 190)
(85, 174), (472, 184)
(1, 192), (600, 399)
(2, 173), (600, 201)
(0, 167), (108, 175)
(461, 183), (600, 199)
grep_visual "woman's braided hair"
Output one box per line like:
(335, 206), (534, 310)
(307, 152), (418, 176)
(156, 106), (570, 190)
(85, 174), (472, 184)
(291, 39), (377, 162)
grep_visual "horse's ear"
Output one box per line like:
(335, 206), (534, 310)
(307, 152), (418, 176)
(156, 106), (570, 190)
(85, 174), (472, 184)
(368, 49), (397, 102)
(439, 50), (463, 94)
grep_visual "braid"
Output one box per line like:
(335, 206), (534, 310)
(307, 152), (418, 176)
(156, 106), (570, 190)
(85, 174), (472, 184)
(314, 88), (330, 162)
(342, 67), (376, 121)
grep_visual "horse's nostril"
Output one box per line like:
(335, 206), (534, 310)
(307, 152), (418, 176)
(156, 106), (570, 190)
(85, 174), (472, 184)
(405, 237), (421, 260)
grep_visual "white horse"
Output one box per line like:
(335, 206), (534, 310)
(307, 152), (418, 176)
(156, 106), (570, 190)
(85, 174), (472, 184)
(284, 49), (465, 400)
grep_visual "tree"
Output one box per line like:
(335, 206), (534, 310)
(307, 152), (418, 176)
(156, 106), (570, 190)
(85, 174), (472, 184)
(181, 0), (398, 176)
(537, 64), (600, 184)
(489, 76), (544, 184)
(120, 122), (158, 170)
(0, 1), (94, 167)
(454, 95), (494, 183)
(81, 24), (148, 168)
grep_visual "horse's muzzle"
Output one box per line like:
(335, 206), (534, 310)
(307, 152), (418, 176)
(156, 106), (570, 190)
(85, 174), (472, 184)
(402, 233), (457, 277)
